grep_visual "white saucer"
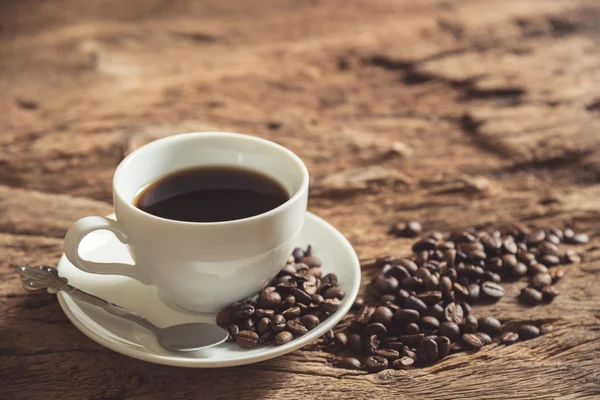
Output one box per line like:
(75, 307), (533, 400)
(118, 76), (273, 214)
(56, 212), (360, 368)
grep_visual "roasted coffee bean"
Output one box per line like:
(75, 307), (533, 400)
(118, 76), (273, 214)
(461, 301), (472, 316)
(365, 321), (387, 336)
(415, 267), (431, 279)
(227, 324), (240, 340)
(467, 283), (480, 301)
(500, 331), (519, 345)
(348, 333), (363, 353)
(412, 238), (437, 253)
(444, 302), (464, 324)
(287, 320), (308, 336)
(282, 306), (301, 320)
(301, 281), (318, 295)
(382, 341), (404, 351)
(520, 287), (543, 305)
(292, 247), (306, 262)
(294, 263), (309, 275)
(420, 316), (440, 330)
(423, 275), (440, 291)
(373, 274), (399, 294)
(238, 318), (255, 331)
(296, 302), (308, 312)
(399, 334), (424, 346)
(274, 330), (293, 346)
(397, 289), (411, 305)
(519, 324), (540, 339)
(540, 324), (554, 335)
(398, 258), (419, 274)
(387, 265), (410, 281)
(366, 334), (381, 354)
(365, 356), (389, 373)
(307, 267), (323, 279)
(254, 309), (275, 319)
(428, 304), (444, 319)
(550, 269), (565, 283)
(563, 250), (581, 264)
(478, 317), (502, 336)
(322, 329), (335, 344)
(231, 303), (255, 320)
(275, 282), (296, 295)
(462, 315), (478, 333)
(392, 356), (415, 370)
(278, 264), (297, 277)
(393, 308), (420, 324)
(351, 297), (364, 310)
(511, 262), (528, 278)
(356, 305), (376, 325)
(485, 257), (503, 273)
(259, 331), (274, 344)
(372, 306), (394, 326)
(280, 295), (296, 309)
(438, 322), (460, 341)
(502, 237), (518, 254)
(401, 276), (423, 291)
(481, 281), (505, 300)
(475, 332), (492, 345)
(453, 283), (470, 300)
(301, 255), (322, 268)
(444, 267), (458, 281)
(337, 357), (362, 370)
(468, 250), (487, 262)
(529, 273), (552, 290)
(436, 336), (451, 359)
(456, 275), (470, 287)
(290, 288), (312, 305)
(331, 332), (347, 349)
(501, 254), (518, 270)
(217, 308), (233, 326)
(417, 337), (439, 365)
(526, 229), (545, 245)
(402, 323), (421, 335)
(417, 291), (443, 305)
(236, 330), (259, 348)
(375, 348), (400, 361)
(320, 273), (338, 287)
(542, 286), (559, 302)
(538, 241), (558, 256)
(256, 317), (271, 335)
(462, 333), (484, 350)
(565, 233), (589, 245)
(450, 341), (467, 353)
(404, 296), (428, 315)
(322, 298), (342, 314)
(310, 294), (324, 306)
(300, 314), (320, 330)
(401, 346), (417, 360)
(271, 314), (286, 332)
(443, 249), (457, 269)
(528, 263), (548, 276)
(440, 276), (453, 294)
(380, 294), (397, 305)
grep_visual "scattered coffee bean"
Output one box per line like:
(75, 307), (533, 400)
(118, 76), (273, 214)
(418, 337), (439, 364)
(373, 274), (399, 294)
(500, 331), (519, 345)
(437, 336), (451, 359)
(236, 330), (259, 348)
(274, 331), (294, 346)
(405, 296), (428, 315)
(282, 306), (302, 320)
(348, 333), (363, 353)
(478, 317), (502, 336)
(444, 302), (464, 325)
(372, 306), (394, 326)
(337, 357), (362, 370)
(475, 332), (492, 345)
(323, 298), (342, 314)
(375, 348), (400, 361)
(392, 356), (415, 370)
(462, 315), (478, 333)
(438, 322), (460, 341)
(300, 314), (320, 330)
(542, 286), (559, 302)
(366, 356), (389, 372)
(519, 324), (540, 339)
(481, 281), (505, 300)
(462, 333), (484, 350)
(520, 287), (543, 305)
(529, 273), (552, 290)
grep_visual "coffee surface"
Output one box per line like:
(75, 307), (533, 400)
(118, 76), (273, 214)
(134, 166), (289, 222)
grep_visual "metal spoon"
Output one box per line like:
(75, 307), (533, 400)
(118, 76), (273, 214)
(13, 265), (229, 352)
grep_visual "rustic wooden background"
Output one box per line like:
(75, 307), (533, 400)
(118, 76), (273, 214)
(1, 0), (600, 399)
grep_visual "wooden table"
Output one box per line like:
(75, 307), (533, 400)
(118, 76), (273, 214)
(2, 0), (600, 398)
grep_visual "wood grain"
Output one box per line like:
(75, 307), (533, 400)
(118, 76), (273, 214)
(1, 0), (600, 399)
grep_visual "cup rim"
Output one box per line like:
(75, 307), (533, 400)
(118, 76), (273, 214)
(113, 131), (309, 226)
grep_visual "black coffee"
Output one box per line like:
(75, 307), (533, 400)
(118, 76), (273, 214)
(134, 166), (289, 222)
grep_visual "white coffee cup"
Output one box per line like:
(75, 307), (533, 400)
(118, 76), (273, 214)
(64, 132), (309, 314)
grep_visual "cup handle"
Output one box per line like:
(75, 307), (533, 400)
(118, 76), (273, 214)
(64, 216), (150, 284)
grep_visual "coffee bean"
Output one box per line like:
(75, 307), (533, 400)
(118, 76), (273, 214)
(366, 334), (381, 354)
(290, 288), (312, 305)
(438, 322), (460, 341)
(300, 314), (320, 330)
(417, 337), (439, 365)
(337, 357), (362, 370)
(321, 298), (341, 314)
(462, 315), (478, 333)
(420, 316), (440, 330)
(392, 356), (415, 370)
(278, 264), (297, 277)
(414, 267), (431, 279)
(423, 275), (440, 291)
(528, 263), (548, 276)
(254, 309), (275, 319)
(436, 336), (451, 359)
(450, 341), (467, 353)
(393, 308), (420, 325)
(387, 265), (410, 281)
(322, 329), (335, 344)
(351, 297), (364, 310)
(478, 317), (502, 336)
(301, 255), (322, 268)
(301, 281), (318, 295)
(330, 332), (347, 349)
(565, 233), (589, 245)
(428, 304), (444, 319)
(231, 303), (255, 320)
(538, 241), (558, 256)
(540, 324), (553, 335)
(529, 273), (552, 290)
(485, 257), (503, 273)
(453, 282), (470, 300)
(404, 296), (428, 315)
(356, 305), (376, 325)
(526, 229), (546, 245)
(380, 294), (397, 305)
(467, 283), (480, 301)
(365, 323), (388, 338)
(275, 282), (296, 295)
(412, 238), (437, 253)
(481, 281), (505, 300)
(500, 331), (519, 344)
(519, 324), (540, 339)
(501, 254), (518, 270)
(396, 258), (418, 274)
(462, 333), (484, 350)
(372, 306), (394, 326)
(238, 318), (254, 331)
(366, 356), (389, 372)
(217, 308), (233, 326)
(443, 249), (457, 269)
(320, 273), (338, 288)
(542, 285), (559, 301)
(502, 237), (518, 254)
(417, 291), (443, 305)
(375, 348), (401, 361)
(296, 302), (308, 312)
(256, 317), (271, 335)
(440, 276), (453, 294)
(274, 330), (294, 346)
(286, 320), (308, 336)
(520, 287), (543, 305)
(348, 333), (363, 353)
(461, 301), (472, 316)
(382, 341), (404, 351)
(292, 247), (306, 262)
(236, 330), (259, 348)
(512, 262), (528, 278)
(282, 306), (301, 320)
(227, 324), (240, 340)
(444, 302), (464, 324)
(402, 322), (420, 335)
(259, 331), (274, 344)
(563, 250), (581, 264)
(280, 295), (296, 309)
(373, 274), (399, 295)
(550, 269), (565, 283)
(271, 314), (287, 333)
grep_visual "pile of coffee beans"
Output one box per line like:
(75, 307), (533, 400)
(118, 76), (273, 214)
(330, 223), (585, 372)
(217, 245), (343, 348)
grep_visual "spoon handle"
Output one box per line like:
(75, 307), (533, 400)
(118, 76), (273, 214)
(14, 265), (159, 333)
